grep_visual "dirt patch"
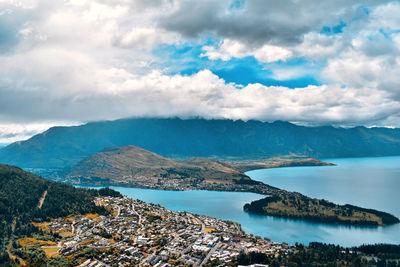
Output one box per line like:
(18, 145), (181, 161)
(18, 237), (56, 247)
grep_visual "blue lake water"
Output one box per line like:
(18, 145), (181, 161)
(84, 156), (400, 247)
(248, 156), (400, 217)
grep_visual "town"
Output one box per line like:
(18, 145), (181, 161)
(35, 196), (293, 266)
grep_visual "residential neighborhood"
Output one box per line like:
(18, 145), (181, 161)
(35, 196), (293, 266)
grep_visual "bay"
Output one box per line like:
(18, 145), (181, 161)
(82, 156), (400, 246)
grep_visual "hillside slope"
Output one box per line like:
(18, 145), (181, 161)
(1, 118), (400, 169)
(65, 145), (250, 186)
(0, 164), (122, 263)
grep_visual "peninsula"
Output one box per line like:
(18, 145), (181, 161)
(243, 194), (399, 226)
(63, 145), (399, 227)
(1, 164), (400, 266)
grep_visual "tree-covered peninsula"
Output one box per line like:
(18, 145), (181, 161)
(243, 194), (400, 226)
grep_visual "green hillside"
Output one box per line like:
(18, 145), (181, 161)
(0, 164), (121, 264)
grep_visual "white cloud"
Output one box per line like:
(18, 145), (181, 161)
(202, 39), (292, 63)
(371, 1), (400, 29)
(1, 61), (398, 132)
(0, 122), (75, 144)
(293, 32), (345, 60)
(321, 2), (400, 96)
(269, 66), (314, 81)
(1, 0), (400, 143)
(113, 27), (178, 50)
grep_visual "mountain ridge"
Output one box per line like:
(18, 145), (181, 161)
(64, 145), (251, 186)
(1, 117), (400, 169)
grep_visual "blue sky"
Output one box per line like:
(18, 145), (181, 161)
(154, 43), (322, 88)
(0, 0), (400, 143)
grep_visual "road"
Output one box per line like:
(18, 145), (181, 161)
(188, 213), (205, 233)
(199, 241), (222, 267)
(234, 222), (242, 235)
(115, 206), (121, 218)
(187, 213), (216, 267)
(37, 190), (48, 209)
(132, 203), (142, 225)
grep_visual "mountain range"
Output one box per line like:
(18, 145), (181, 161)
(1, 117), (400, 169)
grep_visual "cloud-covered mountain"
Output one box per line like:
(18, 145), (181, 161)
(0, 118), (399, 169)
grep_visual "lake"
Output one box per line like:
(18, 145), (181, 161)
(85, 156), (400, 247)
(248, 156), (400, 217)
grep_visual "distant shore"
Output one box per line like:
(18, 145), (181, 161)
(67, 158), (399, 227)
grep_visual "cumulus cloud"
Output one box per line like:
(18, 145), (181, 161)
(201, 39), (292, 63)
(0, 0), (400, 143)
(158, 0), (389, 46)
(0, 65), (398, 128)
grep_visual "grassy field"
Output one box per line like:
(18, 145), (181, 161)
(86, 213), (99, 219)
(18, 237), (57, 247)
(204, 227), (216, 233)
(43, 247), (60, 258)
(59, 231), (74, 238)
(31, 222), (51, 232)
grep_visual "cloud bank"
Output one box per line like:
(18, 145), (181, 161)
(0, 0), (400, 142)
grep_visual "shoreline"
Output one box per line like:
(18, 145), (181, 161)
(40, 158), (400, 228)
(72, 180), (399, 227)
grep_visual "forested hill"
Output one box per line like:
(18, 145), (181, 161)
(1, 118), (400, 169)
(0, 164), (121, 259)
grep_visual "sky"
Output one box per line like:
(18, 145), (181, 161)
(1, 0), (400, 143)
